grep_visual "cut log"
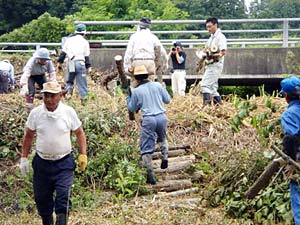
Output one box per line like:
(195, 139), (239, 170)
(154, 160), (193, 173)
(114, 55), (134, 120)
(245, 160), (281, 199)
(160, 173), (188, 181)
(114, 55), (128, 88)
(153, 155), (196, 169)
(152, 149), (186, 159)
(152, 179), (192, 192)
(155, 144), (191, 152)
(155, 187), (199, 198)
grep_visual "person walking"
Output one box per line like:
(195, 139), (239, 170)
(279, 76), (300, 225)
(0, 59), (14, 94)
(57, 23), (91, 105)
(200, 17), (227, 105)
(124, 17), (167, 87)
(20, 48), (56, 112)
(126, 65), (171, 185)
(168, 41), (187, 96)
(19, 81), (87, 225)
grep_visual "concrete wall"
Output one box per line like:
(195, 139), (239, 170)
(90, 47), (300, 85)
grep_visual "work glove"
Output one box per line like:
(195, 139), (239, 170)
(19, 157), (29, 175)
(78, 154), (88, 172)
(20, 85), (28, 97)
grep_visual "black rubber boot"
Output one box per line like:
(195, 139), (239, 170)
(146, 169), (157, 185)
(203, 93), (212, 105)
(161, 159), (168, 169)
(213, 95), (222, 105)
(55, 213), (67, 225)
(42, 215), (54, 225)
(142, 154), (156, 185)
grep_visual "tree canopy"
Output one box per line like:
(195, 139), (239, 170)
(0, 0), (299, 43)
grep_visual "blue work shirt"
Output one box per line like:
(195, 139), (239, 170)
(126, 81), (170, 116)
(281, 100), (300, 135)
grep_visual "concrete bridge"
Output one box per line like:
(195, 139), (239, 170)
(90, 47), (300, 86)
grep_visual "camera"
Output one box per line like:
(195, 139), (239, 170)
(172, 47), (176, 51)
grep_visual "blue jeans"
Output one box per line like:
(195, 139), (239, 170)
(290, 182), (300, 225)
(140, 113), (168, 157)
(32, 154), (75, 217)
(66, 60), (88, 99)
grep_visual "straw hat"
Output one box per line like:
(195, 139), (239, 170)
(41, 81), (62, 93)
(133, 65), (149, 76)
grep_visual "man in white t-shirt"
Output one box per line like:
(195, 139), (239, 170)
(200, 17), (227, 105)
(19, 81), (87, 225)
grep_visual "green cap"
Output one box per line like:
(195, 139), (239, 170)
(75, 24), (86, 34)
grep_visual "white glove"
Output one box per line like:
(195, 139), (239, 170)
(20, 85), (28, 96)
(195, 50), (206, 59)
(19, 157), (29, 175)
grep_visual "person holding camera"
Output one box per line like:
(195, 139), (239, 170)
(168, 41), (187, 96)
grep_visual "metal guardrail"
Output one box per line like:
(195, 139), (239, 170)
(0, 18), (300, 52)
(75, 18), (300, 47)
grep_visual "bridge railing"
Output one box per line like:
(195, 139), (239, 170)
(76, 18), (300, 48)
(0, 18), (300, 52)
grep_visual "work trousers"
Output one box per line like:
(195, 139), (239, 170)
(290, 182), (300, 225)
(140, 113), (168, 159)
(66, 60), (88, 99)
(0, 70), (9, 94)
(201, 63), (223, 97)
(171, 69), (186, 96)
(32, 154), (75, 217)
(28, 74), (47, 97)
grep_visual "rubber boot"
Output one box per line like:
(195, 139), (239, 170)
(55, 213), (67, 225)
(142, 154), (156, 185)
(213, 95), (222, 105)
(203, 93), (212, 105)
(41, 215), (54, 225)
(158, 140), (168, 169)
(25, 95), (34, 113)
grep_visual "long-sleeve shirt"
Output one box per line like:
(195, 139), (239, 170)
(126, 81), (170, 116)
(0, 60), (14, 86)
(20, 54), (56, 86)
(281, 100), (300, 135)
(123, 28), (167, 73)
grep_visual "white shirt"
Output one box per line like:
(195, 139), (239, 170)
(26, 102), (82, 160)
(124, 28), (167, 72)
(62, 34), (90, 61)
(206, 28), (227, 64)
(0, 60), (14, 85)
